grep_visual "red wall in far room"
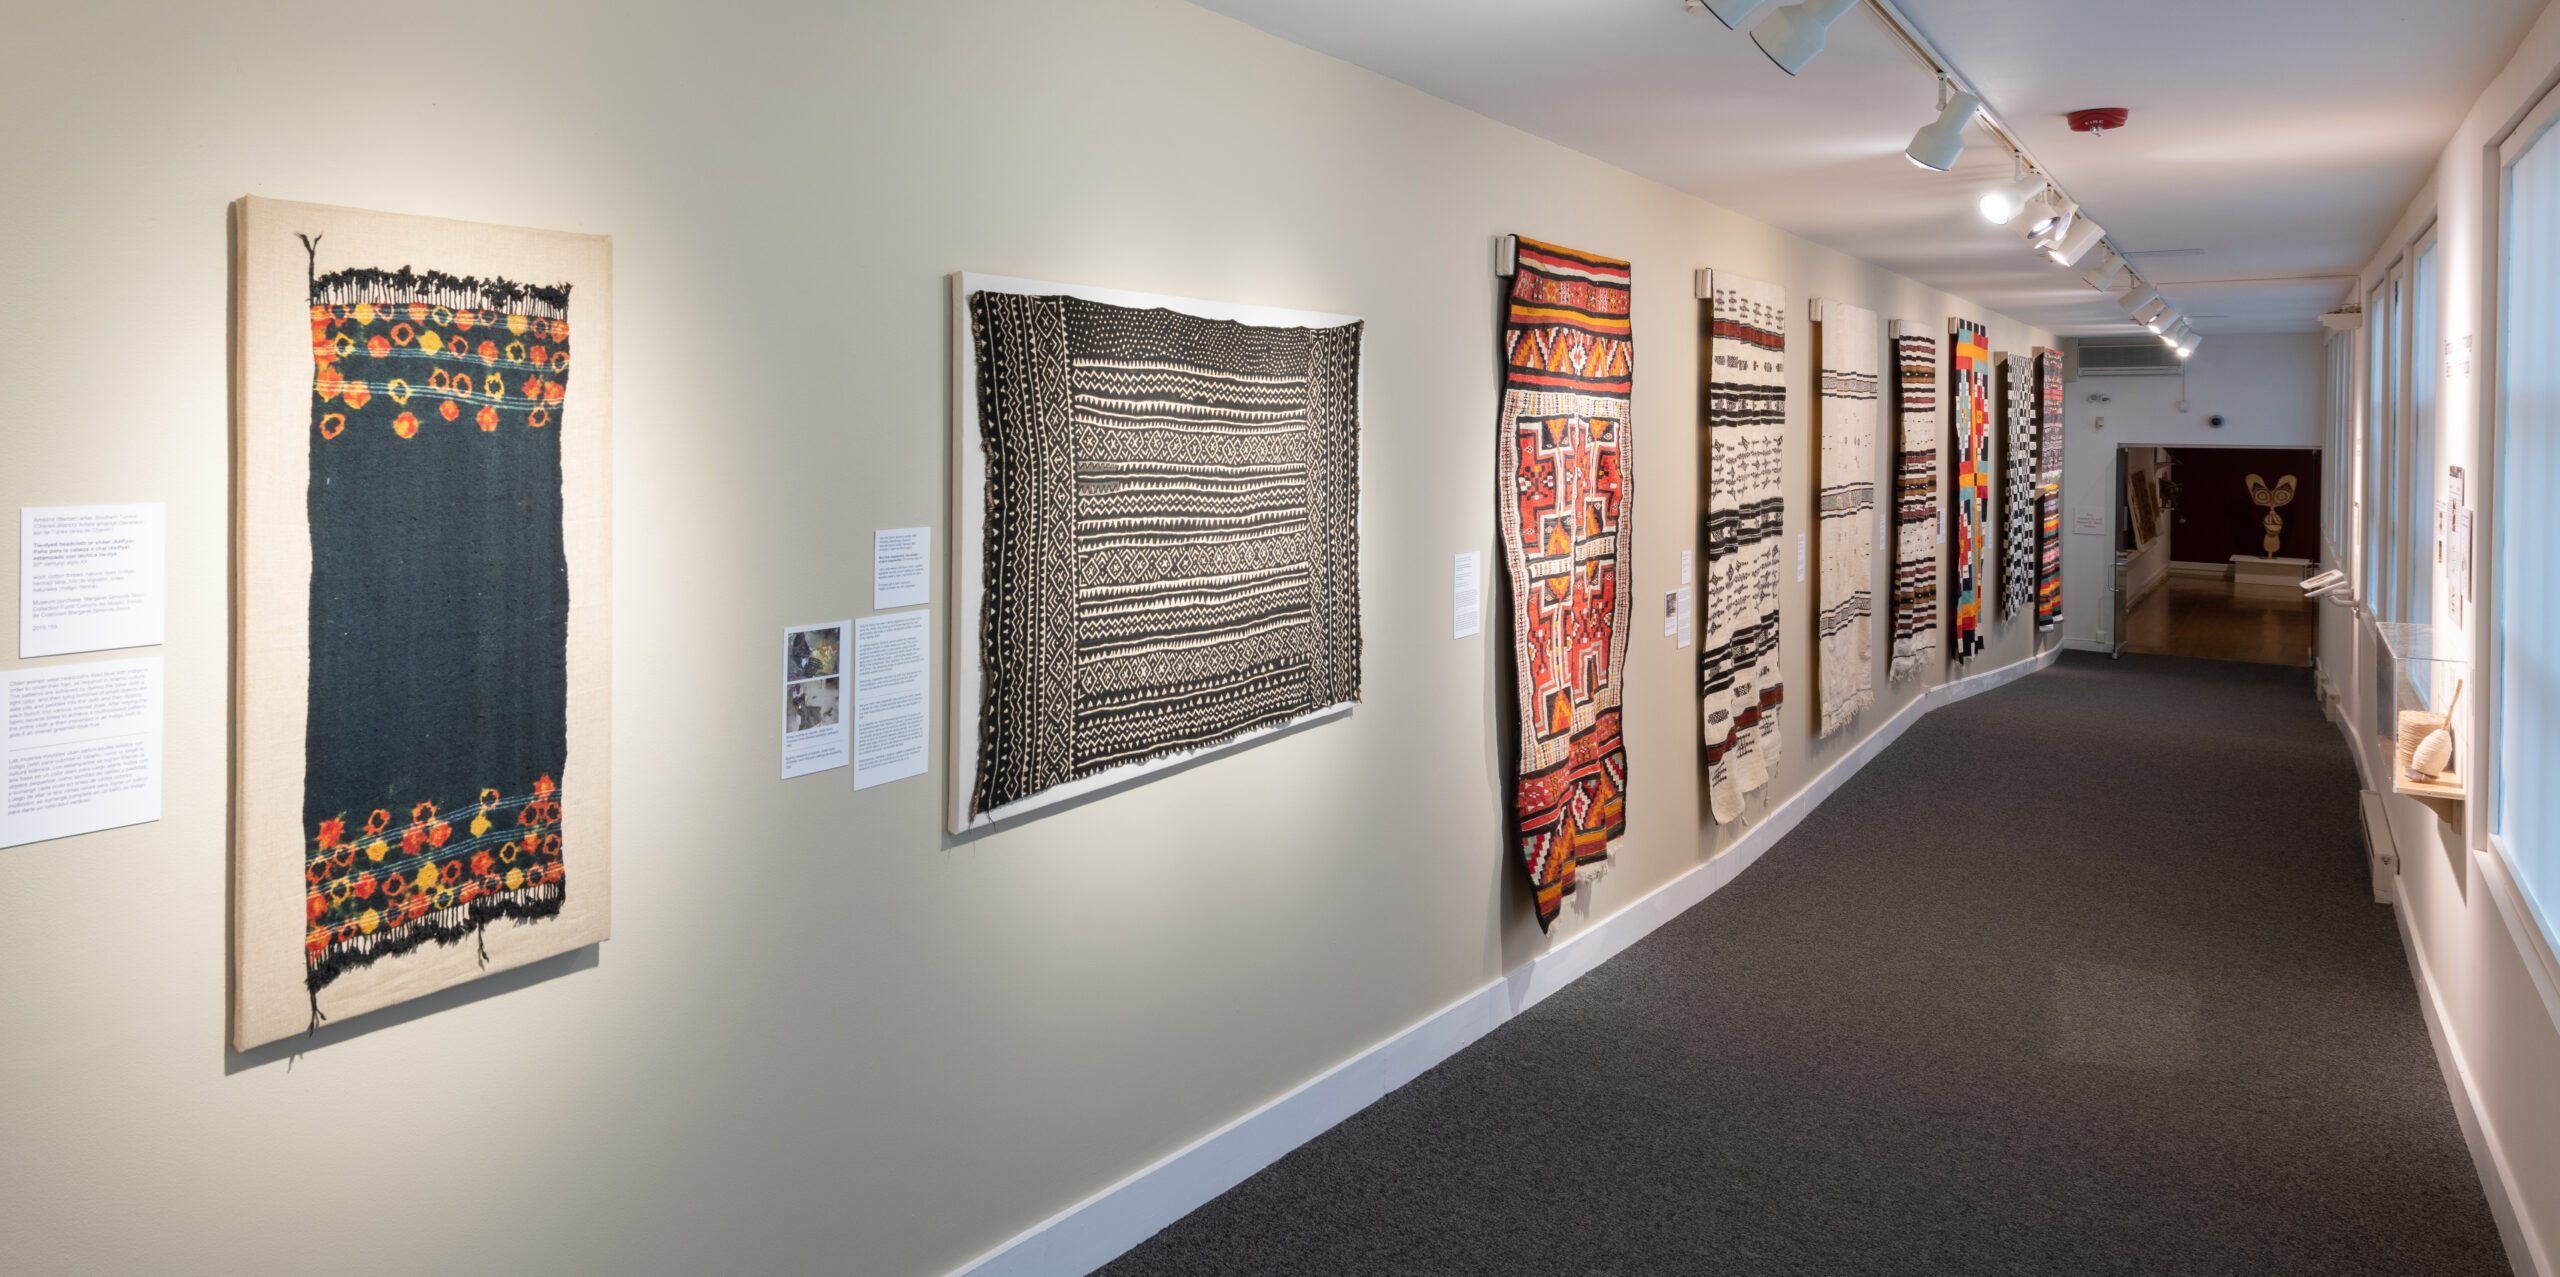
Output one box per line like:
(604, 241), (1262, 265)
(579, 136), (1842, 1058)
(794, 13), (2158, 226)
(2164, 447), (2322, 562)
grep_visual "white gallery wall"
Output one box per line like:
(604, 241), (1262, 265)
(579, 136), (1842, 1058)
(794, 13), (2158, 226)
(2320, 4), (2560, 1270)
(0, 2), (2056, 1273)
(2057, 332), (2327, 650)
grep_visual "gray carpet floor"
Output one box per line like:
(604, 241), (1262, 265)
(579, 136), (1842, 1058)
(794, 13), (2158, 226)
(1097, 652), (2508, 1276)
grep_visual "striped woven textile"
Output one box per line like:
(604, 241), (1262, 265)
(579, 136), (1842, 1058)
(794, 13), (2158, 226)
(1704, 272), (1785, 823)
(2037, 347), (2066, 630)
(1497, 237), (1632, 932)
(1948, 318), (1990, 662)
(2001, 351), (2039, 620)
(1817, 300), (1878, 737)
(1890, 327), (1939, 680)
(965, 290), (1364, 820)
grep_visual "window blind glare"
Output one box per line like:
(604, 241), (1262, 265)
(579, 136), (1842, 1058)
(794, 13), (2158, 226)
(2501, 115), (2560, 932)
(2411, 244), (2438, 624)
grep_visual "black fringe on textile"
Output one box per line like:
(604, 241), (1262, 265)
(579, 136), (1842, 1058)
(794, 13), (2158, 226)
(310, 266), (571, 317)
(304, 882), (566, 995)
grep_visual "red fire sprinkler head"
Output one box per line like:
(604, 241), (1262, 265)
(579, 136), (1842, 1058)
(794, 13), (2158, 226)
(2069, 108), (2131, 137)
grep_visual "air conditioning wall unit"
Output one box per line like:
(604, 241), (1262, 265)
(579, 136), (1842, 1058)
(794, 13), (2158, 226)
(2077, 339), (2184, 376)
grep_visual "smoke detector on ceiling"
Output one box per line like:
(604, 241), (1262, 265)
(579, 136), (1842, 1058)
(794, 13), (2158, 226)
(2068, 108), (2130, 137)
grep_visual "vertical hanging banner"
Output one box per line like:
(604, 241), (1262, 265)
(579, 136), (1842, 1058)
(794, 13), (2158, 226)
(1497, 237), (1632, 931)
(1814, 299), (1876, 737)
(1703, 271), (1785, 823)
(230, 198), (613, 1050)
(1948, 318), (1991, 662)
(2001, 352), (2039, 620)
(1889, 324), (1939, 680)
(2036, 347), (2066, 630)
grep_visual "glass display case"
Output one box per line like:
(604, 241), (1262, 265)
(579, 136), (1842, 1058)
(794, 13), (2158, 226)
(2373, 620), (2467, 822)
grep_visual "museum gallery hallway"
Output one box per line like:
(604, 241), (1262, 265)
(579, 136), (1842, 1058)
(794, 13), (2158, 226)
(1099, 653), (2504, 1276)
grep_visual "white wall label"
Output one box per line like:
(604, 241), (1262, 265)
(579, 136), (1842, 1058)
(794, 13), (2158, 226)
(782, 621), (850, 779)
(854, 610), (930, 790)
(3, 656), (162, 849)
(874, 526), (931, 611)
(1680, 549), (1693, 586)
(1664, 589), (1679, 638)
(1453, 551), (1481, 639)
(19, 504), (164, 658)
(1677, 586), (1693, 649)
(1796, 532), (1807, 583)
(2073, 509), (2107, 536)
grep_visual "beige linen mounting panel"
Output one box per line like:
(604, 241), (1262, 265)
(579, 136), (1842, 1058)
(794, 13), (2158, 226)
(230, 197), (612, 1050)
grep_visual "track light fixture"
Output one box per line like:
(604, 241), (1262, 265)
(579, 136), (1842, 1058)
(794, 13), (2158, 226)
(2120, 283), (2160, 319)
(2132, 298), (2170, 329)
(1905, 80), (1981, 172)
(2044, 216), (2106, 267)
(2148, 308), (2182, 336)
(1751, 0), (1859, 76)
(1685, 0), (1776, 30)
(2022, 195), (2077, 244)
(1981, 166), (2047, 225)
(2028, 203), (2081, 257)
(2080, 246), (2126, 292)
(2181, 331), (2205, 357)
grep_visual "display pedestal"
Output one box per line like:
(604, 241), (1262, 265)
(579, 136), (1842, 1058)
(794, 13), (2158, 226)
(2231, 555), (2311, 587)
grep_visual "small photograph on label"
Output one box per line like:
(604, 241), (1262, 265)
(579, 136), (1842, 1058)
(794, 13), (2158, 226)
(787, 625), (842, 681)
(787, 676), (842, 733)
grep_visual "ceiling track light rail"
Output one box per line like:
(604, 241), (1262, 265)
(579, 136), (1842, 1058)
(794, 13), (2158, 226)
(1690, 0), (2176, 335)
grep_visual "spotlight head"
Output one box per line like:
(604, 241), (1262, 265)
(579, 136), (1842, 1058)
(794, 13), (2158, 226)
(2181, 332), (2205, 357)
(1905, 90), (1982, 172)
(1980, 172), (2046, 224)
(1687, 0), (1775, 30)
(2147, 308), (2180, 335)
(2020, 191), (2073, 239)
(2121, 283), (2161, 318)
(2044, 217), (2107, 267)
(1751, 0), (1859, 75)
(2080, 246), (2126, 292)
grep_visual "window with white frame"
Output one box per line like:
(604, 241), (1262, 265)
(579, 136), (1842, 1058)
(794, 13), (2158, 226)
(2497, 87), (2560, 944)
(2364, 278), (2391, 605)
(2409, 238), (2439, 626)
(2327, 335), (2346, 562)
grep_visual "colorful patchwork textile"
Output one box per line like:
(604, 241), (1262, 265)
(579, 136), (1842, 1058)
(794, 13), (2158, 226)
(1704, 272), (1785, 823)
(1817, 301), (1877, 737)
(2037, 347), (2066, 630)
(1948, 318), (1990, 663)
(302, 268), (573, 994)
(1890, 327), (1939, 680)
(1497, 237), (1632, 930)
(965, 291), (1364, 820)
(2001, 352), (2039, 620)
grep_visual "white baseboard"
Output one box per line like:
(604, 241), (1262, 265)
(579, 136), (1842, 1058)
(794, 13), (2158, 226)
(2394, 889), (2551, 1277)
(947, 642), (2064, 1277)
(2060, 636), (2112, 654)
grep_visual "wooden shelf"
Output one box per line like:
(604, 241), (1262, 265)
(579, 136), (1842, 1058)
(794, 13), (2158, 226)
(2393, 714), (2465, 825)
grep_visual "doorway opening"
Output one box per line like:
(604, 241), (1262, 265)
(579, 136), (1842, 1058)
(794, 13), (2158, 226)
(2114, 445), (2322, 666)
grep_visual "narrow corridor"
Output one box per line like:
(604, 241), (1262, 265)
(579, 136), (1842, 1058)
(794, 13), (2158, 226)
(1105, 654), (2502, 1276)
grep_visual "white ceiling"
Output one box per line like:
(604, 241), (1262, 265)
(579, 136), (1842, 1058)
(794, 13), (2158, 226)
(1192, 0), (2548, 335)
